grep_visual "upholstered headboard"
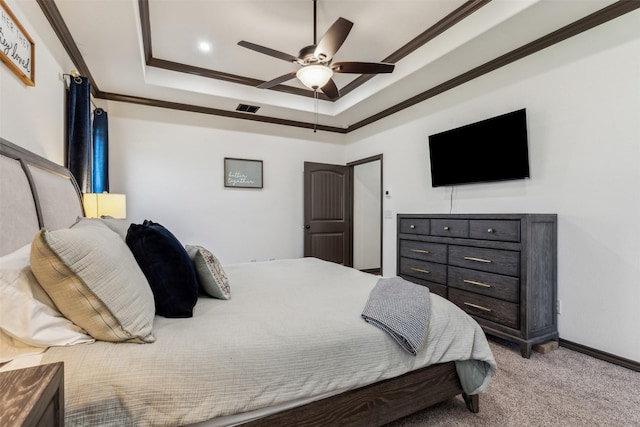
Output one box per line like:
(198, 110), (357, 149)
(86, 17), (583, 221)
(0, 138), (84, 256)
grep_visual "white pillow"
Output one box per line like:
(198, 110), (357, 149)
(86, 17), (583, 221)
(0, 244), (94, 363)
(0, 329), (46, 364)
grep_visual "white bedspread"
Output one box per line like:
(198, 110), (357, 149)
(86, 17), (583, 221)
(41, 258), (496, 426)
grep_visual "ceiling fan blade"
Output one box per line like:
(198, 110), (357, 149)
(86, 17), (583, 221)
(314, 17), (353, 61)
(320, 78), (340, 100)
(332, 62), (395, 74)
(238, 41), (300, 63)
(257, 72), (298, 89)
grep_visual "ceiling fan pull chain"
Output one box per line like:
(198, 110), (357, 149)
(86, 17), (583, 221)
(314, 89), (318, 133)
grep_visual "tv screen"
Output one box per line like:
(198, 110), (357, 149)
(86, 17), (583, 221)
(428, 109), (530, 187)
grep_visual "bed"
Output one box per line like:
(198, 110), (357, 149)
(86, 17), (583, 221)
(0, 137), (496, 426)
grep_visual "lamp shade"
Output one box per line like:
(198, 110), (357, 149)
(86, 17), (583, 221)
(296, 65), (333, 89)
(83, 193), (126, 219)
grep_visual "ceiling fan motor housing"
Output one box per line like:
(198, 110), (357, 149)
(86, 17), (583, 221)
(298, 45), (323, 64)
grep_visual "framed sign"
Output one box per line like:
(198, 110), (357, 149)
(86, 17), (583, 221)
(224, 158), (263, 189)
(0, 0), (35, 86)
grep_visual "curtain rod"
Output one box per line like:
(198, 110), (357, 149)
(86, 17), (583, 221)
(62, 73), (98, 110)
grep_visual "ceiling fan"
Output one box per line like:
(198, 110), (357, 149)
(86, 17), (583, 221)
(238, 0), (395, 100)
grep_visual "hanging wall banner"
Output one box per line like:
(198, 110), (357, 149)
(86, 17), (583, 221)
(0, 0), (35, 86)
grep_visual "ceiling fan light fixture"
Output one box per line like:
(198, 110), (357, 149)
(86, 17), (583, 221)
(296, 65), (333, 90)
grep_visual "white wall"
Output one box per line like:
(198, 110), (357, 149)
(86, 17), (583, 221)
(106, 101), (345, 264)
(0, 0), (74, 163)
(345, 12), (640, 362)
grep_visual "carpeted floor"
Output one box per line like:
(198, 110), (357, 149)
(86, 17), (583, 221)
(386, 339), (640, 427)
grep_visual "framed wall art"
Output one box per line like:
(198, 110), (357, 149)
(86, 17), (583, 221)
(224, 158), (263, 189)
(0, 0), (35, 86)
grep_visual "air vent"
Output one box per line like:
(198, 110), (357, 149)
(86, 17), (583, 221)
(236, 104), (260, 114)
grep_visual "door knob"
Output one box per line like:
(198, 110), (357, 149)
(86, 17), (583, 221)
(304, 225), (311, 229)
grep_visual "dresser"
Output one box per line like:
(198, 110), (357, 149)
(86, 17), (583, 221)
(0, 363), (64, 427)
(397, 214), (557, 357)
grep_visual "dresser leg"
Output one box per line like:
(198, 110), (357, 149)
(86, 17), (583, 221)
(462, 393), (479, 413)
(520, 342), (532, 358)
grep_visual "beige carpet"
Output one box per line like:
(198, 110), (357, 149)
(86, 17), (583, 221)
(387, 339), (640, 427)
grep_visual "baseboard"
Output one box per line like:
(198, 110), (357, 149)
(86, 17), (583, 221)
(559, 339), (640, 373)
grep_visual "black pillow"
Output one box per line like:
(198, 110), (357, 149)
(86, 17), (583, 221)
(126, 220), (198, 318)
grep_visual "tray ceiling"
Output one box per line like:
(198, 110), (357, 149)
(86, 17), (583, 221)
(31, 0), (634, 133)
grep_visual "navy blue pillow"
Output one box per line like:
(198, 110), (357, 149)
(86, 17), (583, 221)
(126, 220), (198, 318)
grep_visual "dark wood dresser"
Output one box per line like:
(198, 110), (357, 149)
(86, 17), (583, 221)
(397, 214), (558, 357)
(0, 362), (64, 427)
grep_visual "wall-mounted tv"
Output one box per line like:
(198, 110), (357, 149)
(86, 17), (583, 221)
(428, 109), (530, 187)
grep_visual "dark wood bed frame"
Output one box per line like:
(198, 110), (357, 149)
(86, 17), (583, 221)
(245, 362), (478, 426)
(0, 137), (479, 426)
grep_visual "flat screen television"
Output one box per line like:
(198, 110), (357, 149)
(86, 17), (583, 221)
(428, 109), (530, 187)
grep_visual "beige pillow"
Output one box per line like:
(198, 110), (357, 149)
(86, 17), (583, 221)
(99, 215), (131, 240)
(30, 220), (155, 343)
(72, 216), (130, 240)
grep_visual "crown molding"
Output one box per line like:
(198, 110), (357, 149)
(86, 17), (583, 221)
(37, 0), (640, 134)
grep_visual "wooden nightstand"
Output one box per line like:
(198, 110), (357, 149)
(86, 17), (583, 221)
(0, 362), (64, 427)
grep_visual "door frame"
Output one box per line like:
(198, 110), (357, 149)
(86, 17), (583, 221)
(347, 154), (383, 275)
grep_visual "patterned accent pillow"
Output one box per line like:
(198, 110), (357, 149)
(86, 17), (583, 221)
(186, 245), (231, 300)
(30, 220), (156, 343)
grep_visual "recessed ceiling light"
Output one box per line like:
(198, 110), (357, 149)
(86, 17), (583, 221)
(198, 41), (212, 53)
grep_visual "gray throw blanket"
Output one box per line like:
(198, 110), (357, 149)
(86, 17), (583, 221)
(361, 277), (430, 356)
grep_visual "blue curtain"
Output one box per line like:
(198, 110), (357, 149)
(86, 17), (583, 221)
(66, 76), (92, 193)
(92, 108), (109, 193)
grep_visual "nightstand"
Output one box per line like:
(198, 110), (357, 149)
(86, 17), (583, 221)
(0, 362), (64, 427)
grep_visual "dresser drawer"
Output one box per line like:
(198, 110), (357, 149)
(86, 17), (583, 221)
(470, 219), (520, 242)
(399, 240), (447, 263)
(400, 275), (447, 299)
(449, 288), (519, 329)
(430, 219), (469, 238)
(448, 245), (519, 276)
(399, 258), (447, 284)
(448, 266), (519, 303)
(399, 218), (429, 235)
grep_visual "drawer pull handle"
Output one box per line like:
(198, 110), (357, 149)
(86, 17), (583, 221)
(443, 226), (450, 231)
(411, 268), (430, 274)
(464, 302), (492, 312)
(487, 228), (495, 233)
(464, 256), (492, 264)
(411, 249), (430, 254)
(410, 224), (415, 229)
(464, 279), (492, 288)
